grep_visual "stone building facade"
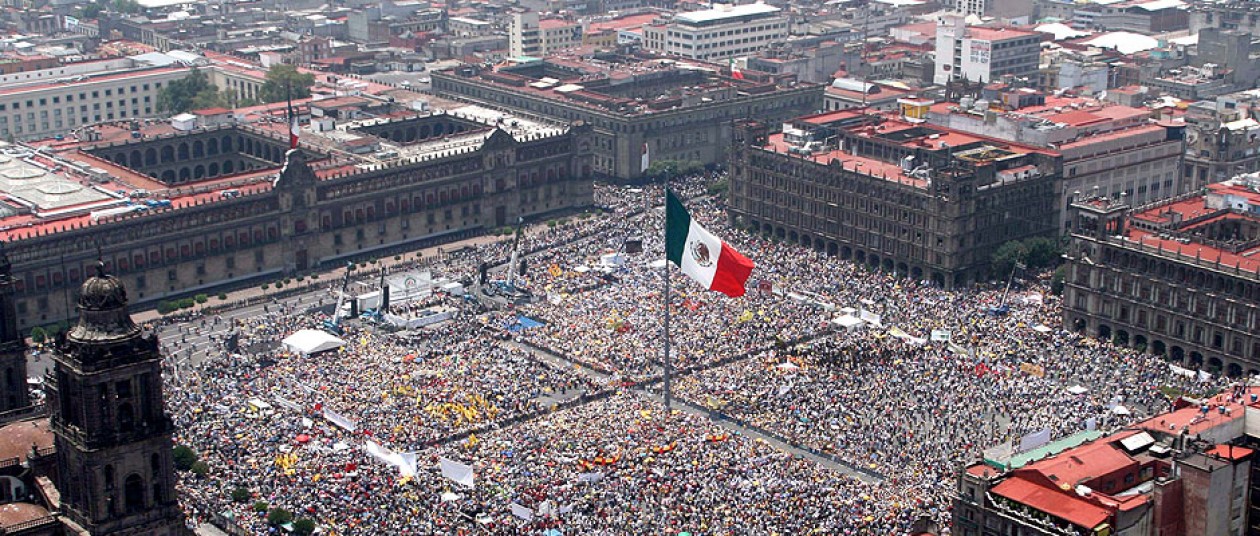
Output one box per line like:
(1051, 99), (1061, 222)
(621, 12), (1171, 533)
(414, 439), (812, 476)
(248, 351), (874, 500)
(1062, 180), (1260, 377)
(3, 120), (594, 328)
(431, 56), (821, 181)
(728, 108), (1061, 288)
(47, 264), (186, 535)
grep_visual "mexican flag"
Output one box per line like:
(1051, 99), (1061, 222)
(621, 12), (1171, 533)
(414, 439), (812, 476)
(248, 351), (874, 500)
(666, 190), (754, 297)
(729, 58), (744, 80)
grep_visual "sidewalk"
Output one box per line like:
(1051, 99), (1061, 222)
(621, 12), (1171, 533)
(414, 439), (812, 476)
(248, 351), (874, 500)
(132, 230), (515, 324)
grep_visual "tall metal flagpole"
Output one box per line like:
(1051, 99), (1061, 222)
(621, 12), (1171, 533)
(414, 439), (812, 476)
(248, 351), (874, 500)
(662, 168), (672, 415)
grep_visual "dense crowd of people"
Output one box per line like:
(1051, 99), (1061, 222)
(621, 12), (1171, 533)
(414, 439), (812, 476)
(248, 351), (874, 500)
(167, 171), (1226, 535)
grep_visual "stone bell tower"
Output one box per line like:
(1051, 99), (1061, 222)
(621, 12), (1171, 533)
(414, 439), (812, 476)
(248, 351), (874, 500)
(0, 240), (31, 418)
(46, 261), (185, 535)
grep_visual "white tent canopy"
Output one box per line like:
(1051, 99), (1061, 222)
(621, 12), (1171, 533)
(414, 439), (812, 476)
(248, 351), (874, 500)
(282, 329), (345, 355)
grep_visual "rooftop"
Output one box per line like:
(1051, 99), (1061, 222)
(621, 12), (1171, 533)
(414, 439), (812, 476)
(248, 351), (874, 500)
(1120, 180), (1260, 276)
(991, 476), (1112, 529)
(0, 502), (51, 529)
(0, 417), (52, 464)
(674, 2), (781, 24)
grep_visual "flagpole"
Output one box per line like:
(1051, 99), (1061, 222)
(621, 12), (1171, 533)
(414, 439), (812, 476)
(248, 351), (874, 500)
(662, 167), (672, 416)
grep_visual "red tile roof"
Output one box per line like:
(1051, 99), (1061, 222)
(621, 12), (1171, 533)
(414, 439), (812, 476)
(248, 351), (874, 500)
(1020, 430), (1140, 489)
(991, 476), (1112, 529)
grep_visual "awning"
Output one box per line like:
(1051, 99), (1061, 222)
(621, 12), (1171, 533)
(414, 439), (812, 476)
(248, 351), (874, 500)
(281, 329), (346, 355)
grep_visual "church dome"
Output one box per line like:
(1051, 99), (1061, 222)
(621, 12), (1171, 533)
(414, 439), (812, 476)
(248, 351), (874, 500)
(67, 262), (139, 343)
(78, 269), (128, 311)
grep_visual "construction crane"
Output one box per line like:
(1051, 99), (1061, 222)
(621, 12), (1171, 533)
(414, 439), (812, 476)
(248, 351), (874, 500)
(324, 262), (355, 334)
(504, 216), (527, 292)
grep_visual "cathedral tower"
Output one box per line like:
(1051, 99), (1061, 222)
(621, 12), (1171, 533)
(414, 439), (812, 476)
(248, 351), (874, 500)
(47, 262), (185, 535)
(0, 241), (30, 416)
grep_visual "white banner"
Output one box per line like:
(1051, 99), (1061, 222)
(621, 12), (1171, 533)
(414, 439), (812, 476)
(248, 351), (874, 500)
(859, 308), (882, 327)
(323, 409), (358, 432)
(510, 503), (534, 521)
(1018, 428), (1052, 453)
(930, 329), (951, 342)
(364, 440), (417, 477)
(274, 396), (303, 412)
(576, 472), (604, 483)
(440, 457), (475, 488)
(888, 327), (926, 346)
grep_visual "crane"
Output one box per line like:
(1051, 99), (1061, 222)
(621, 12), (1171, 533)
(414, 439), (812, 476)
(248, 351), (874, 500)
(323, 262), (355, 334)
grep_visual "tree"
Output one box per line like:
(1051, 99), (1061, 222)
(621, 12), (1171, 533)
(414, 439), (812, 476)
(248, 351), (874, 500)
(258, 64), (315, 104)
(78, 2), (104, 19)
(190, 460), (210, 476)
(990, 240), (1029, 279)
(1024, 237), (1064, 269)
(194, 294), (209, 304)
(1050, 265), (1067, 296)
(172, 445), (198, 471)
(29, 326), (46, 344)
(252, 501), (269, 514)
(157, 69), (217, 114)
(112, 0), (142, 13)
(293, 518), (317, 536)
(267, 507), (294, 526)
(231, 487), (251, 503)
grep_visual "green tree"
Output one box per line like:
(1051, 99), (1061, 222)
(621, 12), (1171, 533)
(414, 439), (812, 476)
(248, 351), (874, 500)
(194, 294), (209, 304)
(1024, 237), (1064, 269)
(990, 240), (1029, 279)
(190, 460), (210, 476)
(1050, 265), (1067, 296)
(172, 445), (198, 471)
(112, 0), (141, 13)
(78, 2), (103, 19)
(29, 326), (46, 344)
(258, 64), (315, 104)
(230, 487), (251, 503)
(157, 68), (215, 114)
(252, 501), (269, 514)
(293, 518), (317, 536)
(267, 507), (294, 526)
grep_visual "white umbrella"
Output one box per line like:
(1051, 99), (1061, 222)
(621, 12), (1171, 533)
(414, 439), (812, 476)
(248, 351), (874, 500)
(1112, 405), (1131, 416)
(776, 362), (800, 371)
(1067, 385), (1088, 395)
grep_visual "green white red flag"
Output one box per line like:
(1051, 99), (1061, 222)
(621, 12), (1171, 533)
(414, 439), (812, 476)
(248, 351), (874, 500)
(665, 190), (754, 297)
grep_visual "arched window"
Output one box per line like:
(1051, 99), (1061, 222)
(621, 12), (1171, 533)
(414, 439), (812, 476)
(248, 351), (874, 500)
(124, 474), (145, 514)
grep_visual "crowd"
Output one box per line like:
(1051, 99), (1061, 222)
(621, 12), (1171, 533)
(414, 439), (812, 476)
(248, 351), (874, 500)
(166, 171), (1226, 535)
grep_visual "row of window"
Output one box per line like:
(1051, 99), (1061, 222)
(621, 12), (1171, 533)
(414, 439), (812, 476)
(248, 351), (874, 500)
(0, 81), (160, 112)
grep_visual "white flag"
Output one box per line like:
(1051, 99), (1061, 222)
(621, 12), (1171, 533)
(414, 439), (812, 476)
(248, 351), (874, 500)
(640, 142), (650, 172)
(440, 457), (475, 488)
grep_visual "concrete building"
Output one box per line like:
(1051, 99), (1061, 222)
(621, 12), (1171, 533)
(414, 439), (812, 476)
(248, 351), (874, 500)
(955, 386), (1257, 536)
(431, 53), (821, 180)
(0, 64), (189, 141)
(510, 13), (583, 58)
(0, 100), (594, 327)
(727, 106), (1061, 287)
(1183, 94), (1260, 187)
(927, 91), (1187, 230)
(640, 2), (790, 61)
(1190, 0), (1260, 36)
(1063, 178), (1260, 376)
(1078, 0), (1189, 33)
(954, 0), (1036, 22)
(934, 16), (1041, 85)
